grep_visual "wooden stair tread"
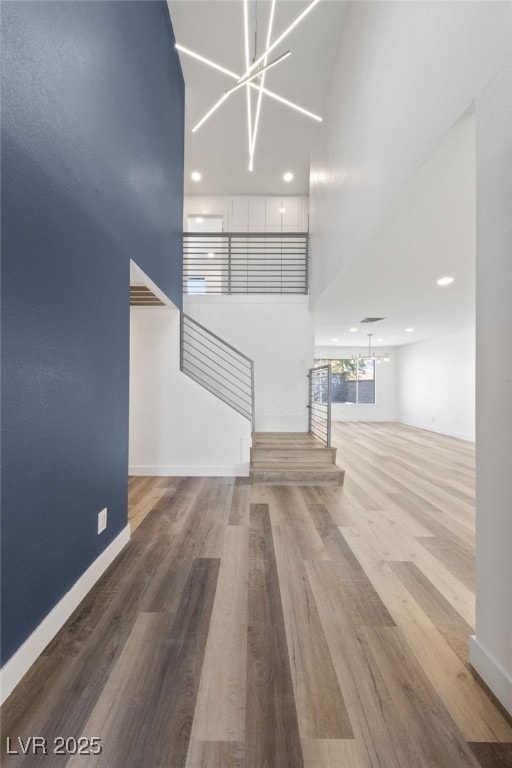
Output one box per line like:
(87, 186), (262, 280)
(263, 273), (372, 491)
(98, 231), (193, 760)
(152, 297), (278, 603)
(251, 447), (337, 463)
(251, 462), (340, 471)
(250, 432), (345, 486)
(252, 432), (325, 448)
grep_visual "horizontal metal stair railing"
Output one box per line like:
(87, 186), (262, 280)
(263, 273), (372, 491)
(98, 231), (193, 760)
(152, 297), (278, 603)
(183, 231), (308, 295)
(308, 364), (332, 447)
(180, 313), (255, 431)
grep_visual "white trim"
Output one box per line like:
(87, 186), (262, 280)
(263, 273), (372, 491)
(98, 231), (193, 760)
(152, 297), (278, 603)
(469, 635), (512, 715)
(0, 525), (130, 705)
(129, 464), (249, 477)
(184, 294), (309, 306)
(398, 418), (475, 443)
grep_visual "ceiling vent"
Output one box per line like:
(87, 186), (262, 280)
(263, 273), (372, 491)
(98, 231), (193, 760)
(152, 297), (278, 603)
(130, 285), (164, 307)
(360, 317), (386, 324)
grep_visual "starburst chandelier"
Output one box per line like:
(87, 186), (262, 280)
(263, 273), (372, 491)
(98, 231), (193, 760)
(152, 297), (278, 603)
(176, 0), (323, 171)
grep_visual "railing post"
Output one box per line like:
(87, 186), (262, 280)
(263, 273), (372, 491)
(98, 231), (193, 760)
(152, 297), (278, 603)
(307, 373), (312, 434)
(305, 234), (309, 295)
(179, 311), (184, 372)
(326, 364), (332, 448)
(308, 365), (331, 447)
(228, 234), (232, 295)
(250, 360), (255, 434)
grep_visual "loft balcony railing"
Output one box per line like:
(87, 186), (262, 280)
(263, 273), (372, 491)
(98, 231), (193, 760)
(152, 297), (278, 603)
(183, 231), (308, 295)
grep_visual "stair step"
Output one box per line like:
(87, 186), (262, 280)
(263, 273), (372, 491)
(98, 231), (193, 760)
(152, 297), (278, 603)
(250, 446), (337, 464)
(250, 462), (345, 486)
(249, 432), (345, 486)
(252, 432), (325, 449)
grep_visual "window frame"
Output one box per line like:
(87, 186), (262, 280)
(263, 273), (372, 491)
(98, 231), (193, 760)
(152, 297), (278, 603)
(314, 357), (376, 405)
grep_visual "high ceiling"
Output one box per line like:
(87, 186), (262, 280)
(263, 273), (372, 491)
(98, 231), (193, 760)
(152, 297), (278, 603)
(168, 2), (475, 349)
(313, 111), (476, 348)
(168, 1), (347, 195)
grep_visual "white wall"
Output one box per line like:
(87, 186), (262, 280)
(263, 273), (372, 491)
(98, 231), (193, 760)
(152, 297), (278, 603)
(310, 1), (512, 305)
(470, 66), (512, 715)
(397, 328), (476, 442)
(315, 345), (397, 422)
(184, 195), (309, 232)
(129, 308), (252, 476)
(185, 295), (314, 432)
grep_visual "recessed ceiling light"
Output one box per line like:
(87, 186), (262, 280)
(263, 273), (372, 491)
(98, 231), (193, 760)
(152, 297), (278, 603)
(279, 207), (286, 213)
(405, 328), (414, 333)
(437, 276), (454, 286)
(208, 252), (215, 258)
(191, 171), (202, 182)
(195, 216), (204, 223)
(350, 327), (358, 332)
(331, 337), (338, 342)
(283, 171), (294, 182)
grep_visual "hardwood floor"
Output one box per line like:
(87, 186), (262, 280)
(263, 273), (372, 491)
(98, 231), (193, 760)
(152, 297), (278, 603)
(2, 423), (512, 767)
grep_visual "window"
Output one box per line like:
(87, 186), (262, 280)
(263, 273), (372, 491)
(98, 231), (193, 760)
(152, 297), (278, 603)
(314, 358), (376, 404)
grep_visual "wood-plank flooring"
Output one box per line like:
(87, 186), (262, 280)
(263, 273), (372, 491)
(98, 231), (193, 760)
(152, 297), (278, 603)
(2, 423), (512, 767)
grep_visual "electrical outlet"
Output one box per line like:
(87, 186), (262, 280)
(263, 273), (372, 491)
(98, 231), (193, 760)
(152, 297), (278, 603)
(97, 507), (107, 534)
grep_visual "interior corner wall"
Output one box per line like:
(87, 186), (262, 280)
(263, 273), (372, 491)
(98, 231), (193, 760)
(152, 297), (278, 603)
(314, 346), (397, 422)
(129, 309), (252, 475)
(1, 1), (184, 667)
(396, 329), (475, 442)
(470, 66), (512, 715)
(185, 296), (314, 432)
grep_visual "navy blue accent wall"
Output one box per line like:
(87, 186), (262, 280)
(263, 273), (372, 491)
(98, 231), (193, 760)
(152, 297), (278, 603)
(1, 1), (184, 664)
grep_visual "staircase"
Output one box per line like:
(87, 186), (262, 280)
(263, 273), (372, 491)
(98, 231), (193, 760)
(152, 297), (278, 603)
(250, 432), (345, 486)
(179, 313), (345, 486)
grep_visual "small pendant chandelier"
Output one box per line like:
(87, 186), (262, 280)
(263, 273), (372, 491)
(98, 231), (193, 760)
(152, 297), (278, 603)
(352, 334), (390, 363)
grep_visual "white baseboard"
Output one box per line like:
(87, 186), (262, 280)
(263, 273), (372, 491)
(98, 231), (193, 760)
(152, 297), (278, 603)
(398, 418), (475, 442)
(469, 635), (512, 715)
(129, 464), (249, 477)
(0, 525), (130, 706)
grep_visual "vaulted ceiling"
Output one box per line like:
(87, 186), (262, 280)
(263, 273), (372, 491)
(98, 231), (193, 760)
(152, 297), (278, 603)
(168, 1), (476, 348)
(313, 111), (476, 347)
(168, 1), (347, 195)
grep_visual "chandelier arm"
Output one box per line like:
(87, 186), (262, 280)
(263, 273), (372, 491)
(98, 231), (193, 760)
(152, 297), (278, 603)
(191, 91), (232, 133)
(176, 45), (322, 130)
(192, 78), (321, 134)
(237, 0), (321, 82)
(225, 51), (290, 95)
(175, 44), (240, 80)
(253, 84), (322, 122)
(243, 0), (253, 167)
(250, 0), (277, 171)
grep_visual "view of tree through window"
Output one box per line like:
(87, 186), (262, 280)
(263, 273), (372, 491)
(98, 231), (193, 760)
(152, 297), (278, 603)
(314, 359), (376, 404)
